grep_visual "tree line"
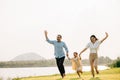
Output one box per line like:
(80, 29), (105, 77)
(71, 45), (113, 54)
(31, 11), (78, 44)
(0, 56), (113, 68)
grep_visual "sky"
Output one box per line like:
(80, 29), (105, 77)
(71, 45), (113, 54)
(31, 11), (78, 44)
(0, 0), (120, 61)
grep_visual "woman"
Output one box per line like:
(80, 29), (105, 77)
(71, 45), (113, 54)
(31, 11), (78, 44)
(79, 32), (108, 77)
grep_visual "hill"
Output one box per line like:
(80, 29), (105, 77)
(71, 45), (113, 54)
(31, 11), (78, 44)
(11, 53), (45, 61)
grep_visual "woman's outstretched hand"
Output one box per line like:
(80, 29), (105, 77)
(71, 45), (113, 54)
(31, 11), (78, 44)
(105, 32), (108, 38)
(100, 32), (109, 43)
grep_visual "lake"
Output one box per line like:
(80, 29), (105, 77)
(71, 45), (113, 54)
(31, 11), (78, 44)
(0, 66), (109, 80)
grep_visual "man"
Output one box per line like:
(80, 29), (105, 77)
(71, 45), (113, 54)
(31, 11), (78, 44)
(44, 30), (69, 78)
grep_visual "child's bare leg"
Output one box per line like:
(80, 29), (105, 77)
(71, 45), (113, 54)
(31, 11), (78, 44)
(77, 71), (81, 77)
(80, 70), (83, 74)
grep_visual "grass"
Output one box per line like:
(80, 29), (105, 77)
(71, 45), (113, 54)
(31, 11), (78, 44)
(13, 68), (120, 80)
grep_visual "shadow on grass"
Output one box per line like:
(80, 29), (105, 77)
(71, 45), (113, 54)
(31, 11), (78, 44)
(89, 77), (101, 80)
(56, 78), (81, 80)
(12, 78), (21, 80)
(56, 78), (62, 80)
(69, 78), (81, 80)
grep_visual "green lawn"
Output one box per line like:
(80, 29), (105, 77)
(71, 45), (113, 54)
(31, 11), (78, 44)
(13, 68), (120, 80)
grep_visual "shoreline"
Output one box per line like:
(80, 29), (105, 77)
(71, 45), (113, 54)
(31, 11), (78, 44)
(0, 65), (110, 80)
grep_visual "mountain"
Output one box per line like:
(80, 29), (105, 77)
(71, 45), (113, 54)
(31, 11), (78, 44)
(11, 53), (45, 61)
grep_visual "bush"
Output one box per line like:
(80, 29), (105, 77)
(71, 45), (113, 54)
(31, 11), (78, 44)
(109, 57), (120, 68)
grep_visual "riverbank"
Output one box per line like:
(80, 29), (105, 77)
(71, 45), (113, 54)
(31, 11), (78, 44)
(13, 68), (120, 80)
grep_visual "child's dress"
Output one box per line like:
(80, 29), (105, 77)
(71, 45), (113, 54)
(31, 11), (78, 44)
(71, 57), (82, 71)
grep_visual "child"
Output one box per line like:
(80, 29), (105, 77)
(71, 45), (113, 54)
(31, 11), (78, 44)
(67, 52), (83, 77)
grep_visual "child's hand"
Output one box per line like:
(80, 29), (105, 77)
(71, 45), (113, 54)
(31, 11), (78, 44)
(66, 54), (71, 60)
(79, 55), (81, 60)
(79, 54), (81, 57)
(79, 57), (81, 60)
